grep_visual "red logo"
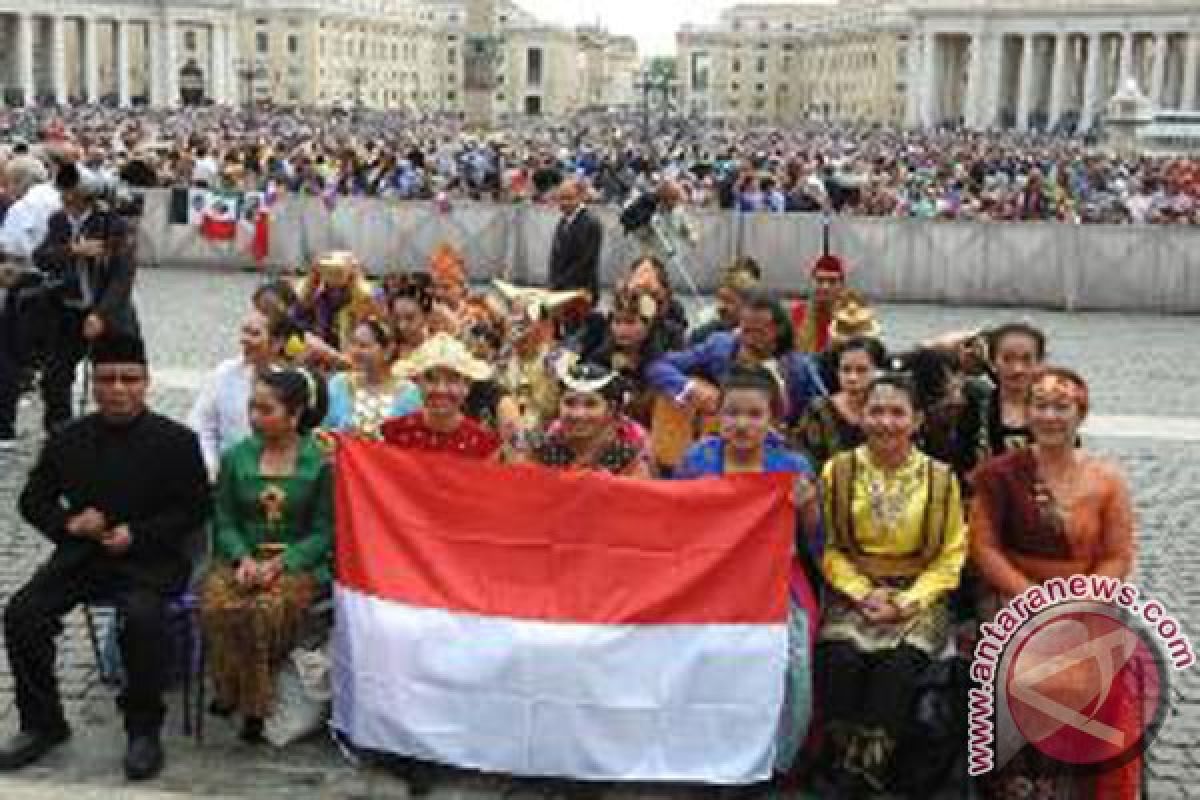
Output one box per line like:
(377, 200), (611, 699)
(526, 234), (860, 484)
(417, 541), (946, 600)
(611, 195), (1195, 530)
(1004, 609), (1165, 768)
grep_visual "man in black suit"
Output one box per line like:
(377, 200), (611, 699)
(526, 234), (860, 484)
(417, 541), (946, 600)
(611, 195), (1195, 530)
(30, 163), (138, 433)
(0, 334), (210, 779)
(547, 179), (603, 304)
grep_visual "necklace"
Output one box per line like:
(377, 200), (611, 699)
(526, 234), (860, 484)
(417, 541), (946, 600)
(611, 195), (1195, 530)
(865, 455), (919, 537)
(352, 374), (397, 438)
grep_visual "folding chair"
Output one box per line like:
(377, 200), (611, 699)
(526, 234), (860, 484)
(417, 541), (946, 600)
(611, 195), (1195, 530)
(83, 524), (211, 742)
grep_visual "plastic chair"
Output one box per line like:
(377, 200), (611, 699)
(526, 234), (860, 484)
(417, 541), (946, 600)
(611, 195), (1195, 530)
(82, 524), (211, 742)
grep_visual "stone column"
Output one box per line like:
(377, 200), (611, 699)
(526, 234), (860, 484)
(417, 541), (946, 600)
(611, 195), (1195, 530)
(84, 16), (100, 104)
(1119, 30), (1134, 86)
(920, 31), (937, 128)
(116, 19), (132, 107)
(904, 29), (924, 128)
(965, 30), (986, 129)
(1048, 31), (1069, 129)
(1149, 31), (1167, 107)
(1183, 33), (1199, 111)
(1016, 33), (1035, 130)
(17, 13), (36, 106)
(210, 23), (227, 103)
(164, 19), (179, 107)
(1080, 31), (1102, 132)
(50, 15), (68, 105)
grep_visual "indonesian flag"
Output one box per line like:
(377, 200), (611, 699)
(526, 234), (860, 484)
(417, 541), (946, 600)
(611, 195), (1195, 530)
(333, 440), (793, 783)
(200, 190), (239, 241)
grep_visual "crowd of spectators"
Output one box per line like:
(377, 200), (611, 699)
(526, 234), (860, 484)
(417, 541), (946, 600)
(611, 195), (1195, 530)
(1, 106), (1198, 225)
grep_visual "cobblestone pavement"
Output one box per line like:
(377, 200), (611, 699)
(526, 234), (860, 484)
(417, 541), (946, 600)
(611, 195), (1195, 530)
(0, 268), (1197, 798)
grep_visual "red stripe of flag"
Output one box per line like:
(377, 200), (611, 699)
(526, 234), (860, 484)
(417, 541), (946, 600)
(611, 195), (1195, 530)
(334, 439), (792, 626)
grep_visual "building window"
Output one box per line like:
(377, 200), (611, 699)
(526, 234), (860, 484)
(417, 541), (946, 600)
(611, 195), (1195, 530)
(448, 47), (456, 64)
(755, 83), (765, 93)
(731, 82), (740, 92)
(288, 35), (299, 55)
(690, 52), (711, 92)
(256, 18), (267, 26)
(256, 32), (269, 54)
(447, 90), (456, 101)
(756, 57), (766, 73)
(526, 47), (543, 86)
(731, 58), (740, 73)
(184, 30), (197, 51)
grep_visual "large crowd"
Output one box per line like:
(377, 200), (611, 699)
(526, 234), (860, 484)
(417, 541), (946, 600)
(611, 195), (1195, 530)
(1, 105), (1198, 224)
(0, 112), (1160, 798)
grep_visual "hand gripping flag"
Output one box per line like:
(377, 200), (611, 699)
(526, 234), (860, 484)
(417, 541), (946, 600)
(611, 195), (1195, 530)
(332, 440), (793, 783)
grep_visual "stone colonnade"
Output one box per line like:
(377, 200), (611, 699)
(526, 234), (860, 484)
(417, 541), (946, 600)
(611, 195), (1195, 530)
(907, 14), (1200, 132)
(0, 8), (235, 107)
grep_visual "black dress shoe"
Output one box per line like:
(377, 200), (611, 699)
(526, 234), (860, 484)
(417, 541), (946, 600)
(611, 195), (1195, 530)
(0, 727), (71, 771)
(240, 717), (265, 744)
(124, 733), (164, 781)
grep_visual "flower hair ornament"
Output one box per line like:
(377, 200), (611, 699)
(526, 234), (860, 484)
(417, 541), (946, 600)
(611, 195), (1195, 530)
(1030, 369), (1089, 414)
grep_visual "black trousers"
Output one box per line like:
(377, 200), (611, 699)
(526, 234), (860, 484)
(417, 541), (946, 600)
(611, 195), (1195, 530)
(0, 293), (24, 440)
(3, 558), (169, 736)
(817, 640), (931, 737)
(0, 299), (84, 438)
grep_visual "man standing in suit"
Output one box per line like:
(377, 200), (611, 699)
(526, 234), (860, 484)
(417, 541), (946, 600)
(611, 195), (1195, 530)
(548, 179), (603, 303)
(31, 163), (138, 433)
(0, 334), (210, 780)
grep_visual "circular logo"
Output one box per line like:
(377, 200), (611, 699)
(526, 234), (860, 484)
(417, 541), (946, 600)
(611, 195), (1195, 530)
(1004, 607), (1167, 770)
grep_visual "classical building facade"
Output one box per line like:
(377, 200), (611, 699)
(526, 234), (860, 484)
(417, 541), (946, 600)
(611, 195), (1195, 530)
(908, 0), (1200, 132)
(0, 0), (237, 107)
(678, 0), (1200, 131)
(0, 0), (638, 116)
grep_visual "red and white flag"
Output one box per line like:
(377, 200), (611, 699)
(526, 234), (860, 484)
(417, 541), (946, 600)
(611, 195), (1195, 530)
(332, 441), (793, 783)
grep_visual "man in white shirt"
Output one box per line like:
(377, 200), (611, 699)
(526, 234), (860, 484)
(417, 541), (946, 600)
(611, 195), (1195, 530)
(190, 146), (220, 188)
(0, 156), (62, 450)
(0, 156), (62, 261)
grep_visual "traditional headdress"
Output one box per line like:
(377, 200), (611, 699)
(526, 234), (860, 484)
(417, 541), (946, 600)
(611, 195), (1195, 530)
(90, 333), (148, 366)
(395, 332), (492, 382)
(612, 286), (659, 323)
(810, 253), (847, 281)
(491, 279), (588, 325)
(718, 263), (761, 293)
(1030, 367), (1090, 416)
(428, 243), (467, 286)
(829, 290), (882, 341)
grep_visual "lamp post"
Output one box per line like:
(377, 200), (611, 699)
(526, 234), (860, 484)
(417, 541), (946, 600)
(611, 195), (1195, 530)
(234, 58), (266, 119)
(348, 66), (367, 116)
(632, 67), (679, 153)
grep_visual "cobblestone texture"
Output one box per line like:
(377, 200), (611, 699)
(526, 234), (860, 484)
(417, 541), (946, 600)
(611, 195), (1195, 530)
(0, 268), (1196, 798)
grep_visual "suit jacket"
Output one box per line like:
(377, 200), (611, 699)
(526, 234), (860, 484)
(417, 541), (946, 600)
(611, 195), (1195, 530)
(18, 411), (212, 592)
(548, 207), (603, 300)
(34, 208), (139, 336)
